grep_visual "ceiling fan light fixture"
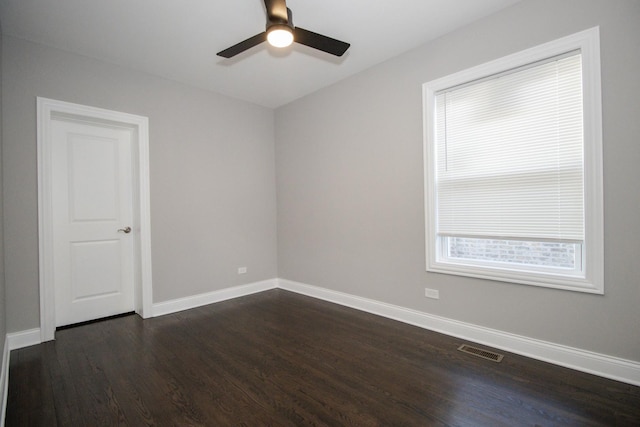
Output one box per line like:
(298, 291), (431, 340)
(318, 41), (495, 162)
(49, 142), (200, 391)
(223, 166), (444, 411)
(267, 25), (294, 48)
(217, 1), (350, 59)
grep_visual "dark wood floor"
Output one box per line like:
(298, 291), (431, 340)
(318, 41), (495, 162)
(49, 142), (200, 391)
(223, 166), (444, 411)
(6, 289), (640, 426)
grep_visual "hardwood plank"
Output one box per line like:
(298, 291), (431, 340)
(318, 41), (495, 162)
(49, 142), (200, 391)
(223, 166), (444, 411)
(7, 289), (640, 426)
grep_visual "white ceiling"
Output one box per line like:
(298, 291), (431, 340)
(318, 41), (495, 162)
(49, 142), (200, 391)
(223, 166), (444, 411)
(0, 0), (522, 108)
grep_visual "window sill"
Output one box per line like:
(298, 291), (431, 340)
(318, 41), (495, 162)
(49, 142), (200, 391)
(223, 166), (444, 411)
(427, 260), (603, 294)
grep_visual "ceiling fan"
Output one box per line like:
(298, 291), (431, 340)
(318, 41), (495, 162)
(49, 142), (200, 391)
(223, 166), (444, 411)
(217, 0), (350, 58)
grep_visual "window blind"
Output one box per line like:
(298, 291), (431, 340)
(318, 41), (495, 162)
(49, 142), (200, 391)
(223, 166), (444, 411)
(435, 52), (584, 242)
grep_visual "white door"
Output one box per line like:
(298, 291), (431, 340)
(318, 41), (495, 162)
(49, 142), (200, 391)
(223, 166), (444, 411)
(51, 118), (135, 327)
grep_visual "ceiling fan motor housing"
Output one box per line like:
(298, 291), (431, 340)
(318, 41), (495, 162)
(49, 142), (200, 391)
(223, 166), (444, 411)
(267, 7), (294, 31)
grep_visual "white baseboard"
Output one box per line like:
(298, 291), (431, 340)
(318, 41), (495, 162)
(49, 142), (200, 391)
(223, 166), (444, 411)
(1, 336), (10, 427)
(1, 329), (42, 427)
(5, 278), (639, 390)
(152, 279), (278, 317)
(277, 278), (640, 387)
(7, 328), (41, 351)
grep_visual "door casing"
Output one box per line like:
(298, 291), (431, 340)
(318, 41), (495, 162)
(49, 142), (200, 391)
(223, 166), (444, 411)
(37, 97), (153, 341)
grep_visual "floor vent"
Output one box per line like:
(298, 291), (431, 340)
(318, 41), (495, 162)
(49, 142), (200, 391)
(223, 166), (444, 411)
(457, 344), (504, 362)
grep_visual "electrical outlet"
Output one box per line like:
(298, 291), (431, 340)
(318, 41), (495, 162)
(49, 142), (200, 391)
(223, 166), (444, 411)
(237, 267), (247, 275)
(425, 288), (439, 299)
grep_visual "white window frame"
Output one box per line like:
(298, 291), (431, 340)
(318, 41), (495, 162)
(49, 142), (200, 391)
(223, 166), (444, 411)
(422, 27), (604, 294)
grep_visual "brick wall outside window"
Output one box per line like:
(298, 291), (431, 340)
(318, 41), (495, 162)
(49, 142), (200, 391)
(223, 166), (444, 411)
(448, 237), (576, 269)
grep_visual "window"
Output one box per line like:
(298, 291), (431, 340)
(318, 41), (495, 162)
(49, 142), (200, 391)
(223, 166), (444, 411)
(423, 28), (603, 293)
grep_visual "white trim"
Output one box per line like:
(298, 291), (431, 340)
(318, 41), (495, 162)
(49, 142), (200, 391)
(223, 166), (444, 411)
(7, 329), (42, 351)
(1, 337), (10, 427)
(2, 330), (44, 426)
(422, 27), (604, 294)
(152, 279), (278, 317)
(277, 279), (640, 387)
(37, 97), (153, 342)
(5, 278), (638, 392)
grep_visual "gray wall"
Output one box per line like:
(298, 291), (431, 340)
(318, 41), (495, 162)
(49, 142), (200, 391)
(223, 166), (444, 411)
(3, 0), (639, 364)
(3, 37), (277, 332)
(276, 0), (640, 361)
(0, 26), (6, 355)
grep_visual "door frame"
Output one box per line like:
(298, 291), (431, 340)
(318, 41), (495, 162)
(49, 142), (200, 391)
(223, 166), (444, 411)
(37, 97), (153, 342)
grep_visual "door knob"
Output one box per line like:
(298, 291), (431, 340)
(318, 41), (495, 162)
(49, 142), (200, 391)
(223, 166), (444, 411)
(117, 226), (132, 234)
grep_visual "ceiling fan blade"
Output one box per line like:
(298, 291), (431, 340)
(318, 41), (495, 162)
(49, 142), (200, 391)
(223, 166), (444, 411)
(264, 0), (288, 23)
(293, 27), (350, 57)
(217, 32), (267, 58)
